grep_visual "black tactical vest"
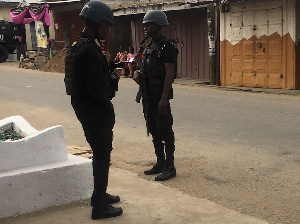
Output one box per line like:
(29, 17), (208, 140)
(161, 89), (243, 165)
(143, 38), (177, 99)
(144, 40), (165, 78)
(64, 38), (91, 96)
(65, 37), (119, 100)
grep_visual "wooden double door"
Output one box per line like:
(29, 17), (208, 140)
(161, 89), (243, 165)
(227, 8), (285, 88)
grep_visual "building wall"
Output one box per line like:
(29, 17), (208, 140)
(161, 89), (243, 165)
(220, 0), (297, 89)
(0, 6), (11, 21)
(52, 11), (132, 61)
(51, 5), (210, 80)
(131, 8), (210, 80)
(53, 10), (85, 49)
(109, 15), (132, 62)
(1, 5), (55, 51)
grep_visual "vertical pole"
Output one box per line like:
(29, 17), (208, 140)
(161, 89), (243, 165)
(207, 3), (217, 85)
(215, 1), (221, 86)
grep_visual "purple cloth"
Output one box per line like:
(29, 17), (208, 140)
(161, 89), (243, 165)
(10, 4), (50, 26)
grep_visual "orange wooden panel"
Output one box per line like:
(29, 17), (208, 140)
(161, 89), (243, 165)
(256, 59), (268, 72)
(269, 35), (282, 58)
(243, 59), (254, 72)
(269, 59), (282, 73)
(219, 7), (299, 89)
(232, 59), (242, 72)
(296, 39), (300, 89)
(231, 72), (243, 86)
(243, 72), (255, 87)
(225, 42), (233, 86)
(285, 33), (296, 89)
(255, 38), (268, 58)
(268, 73), (282, 89)
(243, 40), (255, 57)
(255, 73), (268, 88)
(220, 41), (226, 86)
(232, 42), (242, 57)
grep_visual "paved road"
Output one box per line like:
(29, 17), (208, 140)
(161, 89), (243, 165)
(1, 63), (300, 158)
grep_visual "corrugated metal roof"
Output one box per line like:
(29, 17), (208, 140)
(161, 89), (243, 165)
(0, 0), (217, 10)
(46, 0), (81, 4)
(0, 0), (216, 5)
(45, 0), (217, 9)
(103, 0), (217, 11)
(0, 0), (46, 3)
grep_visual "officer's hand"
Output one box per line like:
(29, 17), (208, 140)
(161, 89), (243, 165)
(158, 98), (168, 115)
(133, 71), (140, 85)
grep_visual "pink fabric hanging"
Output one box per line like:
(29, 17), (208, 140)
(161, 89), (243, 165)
(10, 7), (28, 24)
(44, 5), (51, 26)
(10, 4), (50, 26)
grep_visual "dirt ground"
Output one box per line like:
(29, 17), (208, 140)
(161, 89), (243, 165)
(68, 126), (300, 224)
(41, 49), (67, 74)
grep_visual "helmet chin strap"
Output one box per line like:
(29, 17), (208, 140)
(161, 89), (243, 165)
(140, 35), (150, 44)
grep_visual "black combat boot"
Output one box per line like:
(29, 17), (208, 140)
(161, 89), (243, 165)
(91, 192), (120, 206)
(145, 138), (166, 175)
(155, 162), (176, 181)
(91, 204), (123, 220)
(105, 193), (120, 204)
(144, 161), (165, 175)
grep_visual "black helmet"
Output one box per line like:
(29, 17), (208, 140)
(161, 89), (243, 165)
(79, 0), (114, 25)
(143, 10), (169, 27)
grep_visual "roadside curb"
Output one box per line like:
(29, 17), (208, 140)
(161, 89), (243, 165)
(174, 79), (300, 96)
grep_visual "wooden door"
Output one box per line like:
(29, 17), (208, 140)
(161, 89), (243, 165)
(227, 7), (284, 88)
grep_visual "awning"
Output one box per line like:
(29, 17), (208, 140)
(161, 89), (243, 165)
(109, 0), (219, 16)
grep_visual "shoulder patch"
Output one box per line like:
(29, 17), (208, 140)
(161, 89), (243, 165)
(71, 41), (77, 47)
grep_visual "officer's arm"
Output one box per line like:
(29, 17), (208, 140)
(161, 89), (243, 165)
(158, 62), (174, 115)
(161, 42), (176, 100)
(161, 63), (174, 100)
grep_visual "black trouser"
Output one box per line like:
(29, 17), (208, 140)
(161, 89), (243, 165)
(71, 96), (115, 208)
(143, 97), (175, 164)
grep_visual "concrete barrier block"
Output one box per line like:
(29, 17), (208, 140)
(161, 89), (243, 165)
(0, 116), (93, 218)
(0, 155), (93, 218)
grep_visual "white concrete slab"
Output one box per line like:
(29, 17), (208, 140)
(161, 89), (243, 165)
(0, 116), (68, 172)
(0, 154), (93, 218)
(0, 116), (93, 218)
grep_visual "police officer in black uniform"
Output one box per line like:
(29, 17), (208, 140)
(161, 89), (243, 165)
(64, 0), (122, 220)
(133, 10), (178, 181)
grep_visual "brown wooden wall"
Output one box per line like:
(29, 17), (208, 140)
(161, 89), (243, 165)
(109, 16), (132, 62)
(131, 8), (210, 80)
(53, 11), (85, 49)
(53, 8), (210, 80)
(53, 12), (132, 61)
